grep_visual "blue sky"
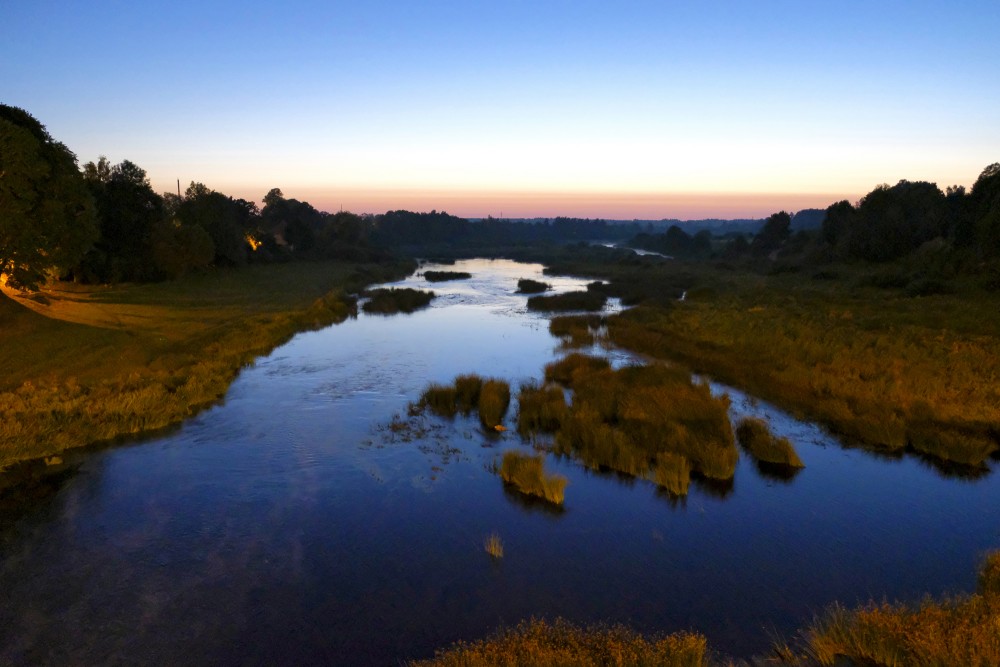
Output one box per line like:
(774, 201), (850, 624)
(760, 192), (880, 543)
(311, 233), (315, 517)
(2, 1), (998, 217)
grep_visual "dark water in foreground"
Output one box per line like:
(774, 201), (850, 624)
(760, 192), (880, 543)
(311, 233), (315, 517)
(2, 259), (998, 665)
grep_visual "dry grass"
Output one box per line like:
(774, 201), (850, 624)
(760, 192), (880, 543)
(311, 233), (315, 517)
(0, 260), (413, 468)
(483, 532), (504, 559)
(410, 618), (708, 667)
(549, 314), (603, 347)
(516, 382), (568, 438)
(735, 417), (805, 468)
(499, 450), (567, 505)
(527, 290), (607, 312)
(478, 379), (511, 429)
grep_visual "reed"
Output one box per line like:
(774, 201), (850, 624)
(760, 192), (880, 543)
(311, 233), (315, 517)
(454, 374), (483, 414)
(544, 353), (611, 388)
(735, 417), (805, 467)
(419, 384), (459, 418)
(549, 314), (603, 347)
(361, 287), (435, 314)
(483, 532), (504, 559)
(410, 618), (708, 667)
(515, 382), (568, 437)
(499, 450), (567, 505)
(526, 290), (607, 312)
(516, 278), (550, 293)
(478, 379), (511, 429)
(423, 270), (471, 282)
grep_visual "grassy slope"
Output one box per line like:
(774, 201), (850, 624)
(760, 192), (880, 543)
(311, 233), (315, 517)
(0, 260), (411, 468)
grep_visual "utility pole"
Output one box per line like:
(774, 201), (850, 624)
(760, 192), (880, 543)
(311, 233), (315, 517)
(177, 179), (181, 199)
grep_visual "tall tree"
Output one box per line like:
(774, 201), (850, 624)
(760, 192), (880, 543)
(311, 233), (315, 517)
(0, 105), (97, 289)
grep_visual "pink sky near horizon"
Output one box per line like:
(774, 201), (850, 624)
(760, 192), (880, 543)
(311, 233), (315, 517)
(163, 182), (856, 220)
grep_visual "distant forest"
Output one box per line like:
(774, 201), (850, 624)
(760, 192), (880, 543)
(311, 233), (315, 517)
(2, 103), (999, 289)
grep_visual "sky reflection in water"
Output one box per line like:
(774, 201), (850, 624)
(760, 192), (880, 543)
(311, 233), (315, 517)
(1, 258), (998, 665)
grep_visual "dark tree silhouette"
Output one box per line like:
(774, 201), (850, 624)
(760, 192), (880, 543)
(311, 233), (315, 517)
(0, 105), (97, 289)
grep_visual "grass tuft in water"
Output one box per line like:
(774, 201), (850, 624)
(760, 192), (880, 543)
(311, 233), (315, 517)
(423, 270), (471, 282)
(526, 290), (606, 312)
(410, 617), (708, 667)
(454, 374), (483, 414)
(499, 451), (567, 505)
(516, 278), (550, 293)
(419, 384), (459, 418)
(478, 379), (511, 429)
(361, 287), (435, 314)
(549, 314), (603, 347)
(544, 353), (611, 388)
(483, 532), (504, 559)
(735, 417), (805, 468)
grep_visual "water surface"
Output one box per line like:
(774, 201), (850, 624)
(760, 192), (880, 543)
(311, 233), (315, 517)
(1, 258), (998, 664)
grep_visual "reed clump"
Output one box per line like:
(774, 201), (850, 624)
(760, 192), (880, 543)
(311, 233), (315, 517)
(478, 379), (512, 429)
(549, 314), (603, 347)
(516, 382), (568, 437)
(483, 532), (504, 559)
(499, 451), (567, 505)
(410, 617), (708, 667)
(542, 355), (736, 494)
(735, 417), (805, 468)
(516, 278), (550, 293)
(361, 287), (435, 314)
(526, 290), (607, 312)
(423, 270), (471, 282)
(416, 374), (508, 429)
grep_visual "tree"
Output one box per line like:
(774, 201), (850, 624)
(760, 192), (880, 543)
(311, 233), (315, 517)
(750, 211), (791, 256)
(0, 105), (97, 289)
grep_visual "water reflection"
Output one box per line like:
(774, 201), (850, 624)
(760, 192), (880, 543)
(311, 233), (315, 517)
(1, 258), (998, 665)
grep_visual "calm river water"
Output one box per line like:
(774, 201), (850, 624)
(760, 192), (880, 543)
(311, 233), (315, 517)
(1, 258), (998, 665)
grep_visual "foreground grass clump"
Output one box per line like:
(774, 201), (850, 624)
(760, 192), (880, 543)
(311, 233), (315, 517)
(500, 451), (567, 505)
(542, 355), (736, 493)
(0, 260), (413, 468)
(527, 290), (607, 312)
(735, 417), (805, 468)
(423, 270), (471, 282)
(796, 554), (1000, 667)
(516, 278), (550, 293)
(483, 532), (504, 559)
(549, 314), (603, 347)
(478, 379), (512, 429)
(361, 287), (435, 314)
(411, 618), (708, 667)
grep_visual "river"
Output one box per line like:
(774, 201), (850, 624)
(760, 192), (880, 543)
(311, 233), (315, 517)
(1, 258), (998, 665)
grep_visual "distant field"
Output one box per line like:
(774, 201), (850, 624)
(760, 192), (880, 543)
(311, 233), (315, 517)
(0, 260), (412, 468)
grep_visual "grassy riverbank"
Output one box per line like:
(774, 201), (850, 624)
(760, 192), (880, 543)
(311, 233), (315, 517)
(0, 260), (413, 469)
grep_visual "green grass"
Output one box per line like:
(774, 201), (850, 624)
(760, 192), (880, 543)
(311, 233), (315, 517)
(526, 290), (607, 312)
(735, 417), (805, 468)
(516, 278), (550, 293)
(0, 260), (414, 469)
(423, 270), (471, 282)
(499, 450), (567, 505)
(361, 287), (435, 314)
(410, 618), (708, 667)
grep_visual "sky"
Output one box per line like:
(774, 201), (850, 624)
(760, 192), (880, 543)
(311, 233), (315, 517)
(2, 1), (999, 219)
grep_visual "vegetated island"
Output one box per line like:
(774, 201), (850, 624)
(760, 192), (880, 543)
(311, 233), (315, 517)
(422, 270), (471, 282)
(361, 287), (436, 315)
(515, 278), (550, 293)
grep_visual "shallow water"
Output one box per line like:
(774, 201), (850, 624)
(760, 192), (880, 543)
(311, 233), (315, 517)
(1, 258), (998, 665)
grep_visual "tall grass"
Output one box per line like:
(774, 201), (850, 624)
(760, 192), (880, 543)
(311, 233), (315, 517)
(516, 382), (568, 437)
(526, 290), (607, 312)
(544, 353), (611, 387)
(361, 287), (435, 314)
(499, 451), (567, 505)
(454, 374), (483, 414)
(735, 417), (805, 468)
(549, 314), (603, 347)
(410, 618), (708, 667)
(478, 379), (511, 429)
(516, 278), (550, 293)
(483, 532), (504, 559)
